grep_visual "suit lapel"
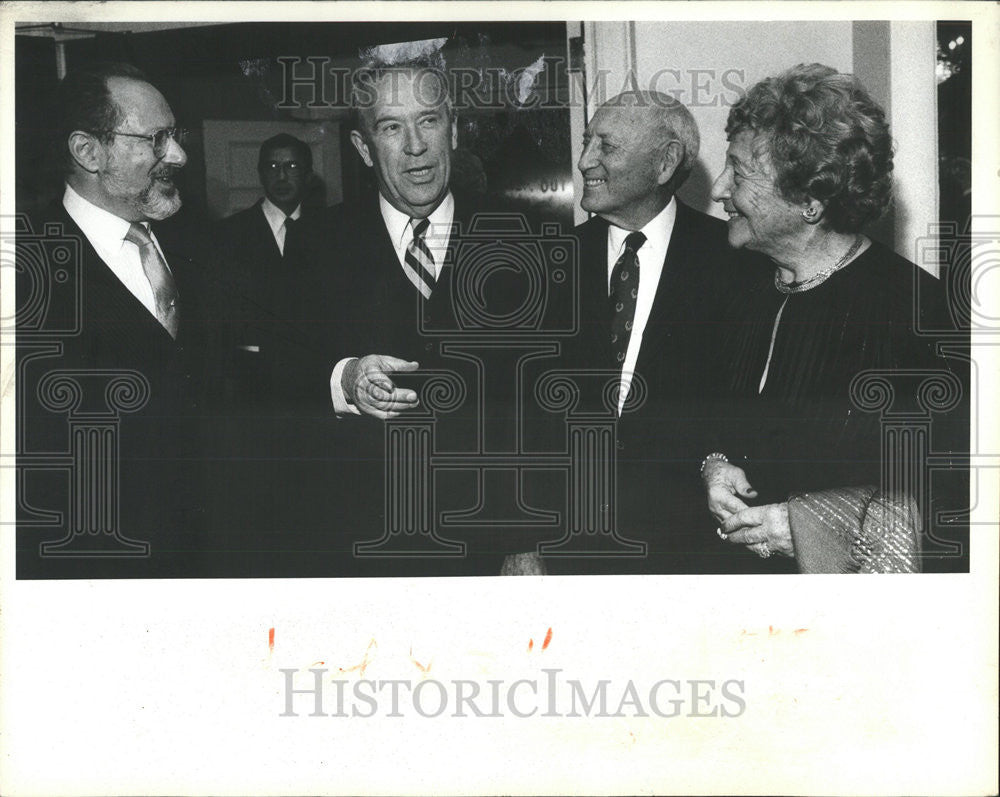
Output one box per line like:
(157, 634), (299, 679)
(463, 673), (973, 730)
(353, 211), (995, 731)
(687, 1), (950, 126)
(634, 202), (698, 373)
(254, 201), (283, 266)
(57, 207), (176, 346)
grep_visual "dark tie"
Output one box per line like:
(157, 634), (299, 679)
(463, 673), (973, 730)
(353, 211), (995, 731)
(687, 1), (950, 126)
(403, 217), (435, 299)
(124, 222), (180, 338)
(609, 230), (645, 368)
(282, 215), (299, 260)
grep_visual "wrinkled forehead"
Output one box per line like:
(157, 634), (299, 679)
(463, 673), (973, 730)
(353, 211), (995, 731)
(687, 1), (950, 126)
(588, 102), (658, 143)
(359, 68), (451, 119)
(106, 76), (175, 130)
(727, 128), (773, 168)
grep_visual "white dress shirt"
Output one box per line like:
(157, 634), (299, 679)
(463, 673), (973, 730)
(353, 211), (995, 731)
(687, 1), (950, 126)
(605, 197), (677, 414)
(260, 197), (302, 255)
(329, 192), (457, 414)
(377, 191), (455, 280)
(62, 183), (173, 322)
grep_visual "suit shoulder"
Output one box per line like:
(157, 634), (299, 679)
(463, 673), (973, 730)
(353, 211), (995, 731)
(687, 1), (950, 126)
(316, 201), (349, 229)
(217, 203), (262, 229)
(676, 200), (728, 236)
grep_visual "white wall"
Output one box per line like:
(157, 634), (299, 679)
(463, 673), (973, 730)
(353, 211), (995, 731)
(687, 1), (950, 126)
(633, 21), (854, 217)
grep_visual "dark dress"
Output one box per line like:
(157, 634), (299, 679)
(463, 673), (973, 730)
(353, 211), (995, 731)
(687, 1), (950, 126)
(713, 241), (968, 572)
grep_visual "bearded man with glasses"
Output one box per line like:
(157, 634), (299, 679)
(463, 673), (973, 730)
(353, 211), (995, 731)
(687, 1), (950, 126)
(16, 62), (228, 578)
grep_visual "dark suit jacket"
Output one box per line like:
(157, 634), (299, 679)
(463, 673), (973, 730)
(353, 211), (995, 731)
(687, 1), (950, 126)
(319, 192), (573, 576)
(549, 200), (770, 574)
(16, 202), (225, 578)
(214, 200), (333, 410)
(205, 200), (350, 576)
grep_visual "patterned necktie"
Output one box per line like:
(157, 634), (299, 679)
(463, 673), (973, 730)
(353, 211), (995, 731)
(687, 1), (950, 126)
(403, 217), (435, 299)
(609, 230), (645, 368)
(124, 222), (180, 339)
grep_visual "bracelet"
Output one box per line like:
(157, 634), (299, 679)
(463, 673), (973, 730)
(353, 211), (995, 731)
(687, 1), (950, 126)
(699, 452), (728, 474)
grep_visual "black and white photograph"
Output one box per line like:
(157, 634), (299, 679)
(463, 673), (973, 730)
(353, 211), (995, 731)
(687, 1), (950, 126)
(1, 2), (997, 795)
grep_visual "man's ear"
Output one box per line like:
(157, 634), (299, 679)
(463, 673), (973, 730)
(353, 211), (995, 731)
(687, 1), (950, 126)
(67, 130), (103, 174)
(450, 116), (458, 150)
(656, 140), (683, 187)
(349, 129), (374, 168)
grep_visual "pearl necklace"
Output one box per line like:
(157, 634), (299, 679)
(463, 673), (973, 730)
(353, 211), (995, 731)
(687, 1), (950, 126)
(775, 236), (864, 294)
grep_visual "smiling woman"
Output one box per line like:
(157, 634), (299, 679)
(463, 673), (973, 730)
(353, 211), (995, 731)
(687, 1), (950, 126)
(700, 63), (967, 574)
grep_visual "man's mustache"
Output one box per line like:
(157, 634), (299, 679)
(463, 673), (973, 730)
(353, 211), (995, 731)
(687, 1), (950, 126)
(151, 165), (181, 182)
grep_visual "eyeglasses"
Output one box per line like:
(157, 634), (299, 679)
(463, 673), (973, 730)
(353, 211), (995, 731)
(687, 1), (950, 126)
(106, 127), (189, 158)
(264, 161), (303, 172)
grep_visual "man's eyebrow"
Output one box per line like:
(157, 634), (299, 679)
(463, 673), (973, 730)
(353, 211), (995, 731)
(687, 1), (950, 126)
(587, 130), (617, 146)
(372, 113), (402, 127)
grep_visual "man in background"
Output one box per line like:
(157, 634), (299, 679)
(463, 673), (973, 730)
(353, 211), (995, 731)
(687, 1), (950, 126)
(216, 132), (324, 402)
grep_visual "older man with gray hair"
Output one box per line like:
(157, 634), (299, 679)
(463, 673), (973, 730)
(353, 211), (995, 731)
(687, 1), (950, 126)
(542, 89), (763, 574)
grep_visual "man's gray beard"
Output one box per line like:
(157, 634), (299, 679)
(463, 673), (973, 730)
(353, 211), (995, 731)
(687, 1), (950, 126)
(138, 180), (182, 220)
(103, 170), (182, 221)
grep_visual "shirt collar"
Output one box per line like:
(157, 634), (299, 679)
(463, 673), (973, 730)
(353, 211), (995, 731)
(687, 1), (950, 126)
(63, 183), (134, 249)
(607, 196), (677, 257)
(379, 191), (455, 250)
(261, 197), (302, 235)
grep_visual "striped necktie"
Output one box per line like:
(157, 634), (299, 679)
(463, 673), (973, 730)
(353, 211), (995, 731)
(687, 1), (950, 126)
(403, 217), (435, 299)
(124, 222), (180, 338)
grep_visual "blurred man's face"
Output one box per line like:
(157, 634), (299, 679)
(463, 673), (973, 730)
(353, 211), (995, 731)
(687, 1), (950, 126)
(98, 77), (187, 222)
(259, 146), (309, 215)
(350, 70), (457, 219)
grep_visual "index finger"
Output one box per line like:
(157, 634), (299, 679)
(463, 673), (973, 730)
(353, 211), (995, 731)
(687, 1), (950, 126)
(720, 507), (763, 535)
(380, 356), (420, 373)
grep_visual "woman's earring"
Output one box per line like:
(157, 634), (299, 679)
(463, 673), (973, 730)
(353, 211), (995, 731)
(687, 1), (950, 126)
(802, 206), (819, 221)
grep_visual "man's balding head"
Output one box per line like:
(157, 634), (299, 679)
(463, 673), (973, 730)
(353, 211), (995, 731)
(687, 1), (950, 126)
(60, 63), (187, 222)
(578, 91), (700, 229)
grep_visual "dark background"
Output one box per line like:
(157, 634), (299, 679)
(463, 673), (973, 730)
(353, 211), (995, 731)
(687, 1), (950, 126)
(15, 22), (577, 225)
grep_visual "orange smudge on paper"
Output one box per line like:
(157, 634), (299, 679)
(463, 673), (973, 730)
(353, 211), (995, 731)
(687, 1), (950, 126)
(794, 628), (808, 636)
(268, 627), (275, 651)
(311, 661), (326, 667)
(542, 627), (553, 650)
(409, 646), (432, 674)
(527, 639), (534, 652)
(338, 638), (378, 677)
(768, 625), (778, 636)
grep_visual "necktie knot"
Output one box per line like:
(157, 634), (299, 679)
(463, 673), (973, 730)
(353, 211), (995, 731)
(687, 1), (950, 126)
(124, 222), (154, 248)
(624, 230), (646, 256)
(410, 217), (430, 241)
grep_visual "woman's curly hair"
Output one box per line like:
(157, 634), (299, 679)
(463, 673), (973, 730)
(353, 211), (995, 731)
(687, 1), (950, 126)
(726, 63), (894, 233)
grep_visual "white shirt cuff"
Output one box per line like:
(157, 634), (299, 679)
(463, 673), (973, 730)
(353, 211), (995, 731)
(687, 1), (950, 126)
(331, 357), (361, 415)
